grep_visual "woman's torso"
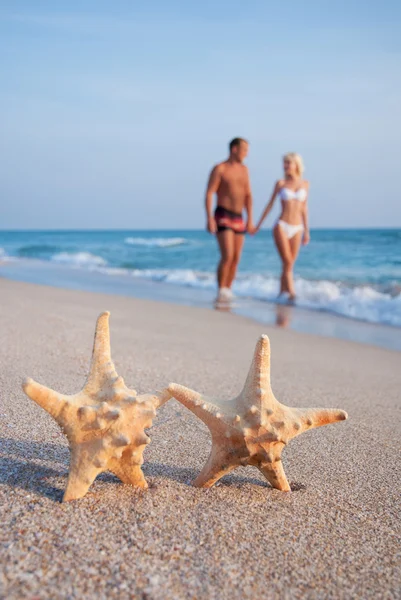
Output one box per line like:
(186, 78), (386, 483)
(277, 180), (308, 225)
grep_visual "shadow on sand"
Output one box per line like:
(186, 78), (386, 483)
(1, 438), (305, 501)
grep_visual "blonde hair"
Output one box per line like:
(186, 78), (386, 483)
(283, 152), (304, 177)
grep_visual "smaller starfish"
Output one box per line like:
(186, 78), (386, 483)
(23, 312), (168, 502)
(168, 335), (348, 491)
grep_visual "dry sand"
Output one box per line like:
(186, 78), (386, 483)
(0, 278), (400, 599)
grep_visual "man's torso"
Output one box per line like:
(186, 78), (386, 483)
(216, 161), (248, 214)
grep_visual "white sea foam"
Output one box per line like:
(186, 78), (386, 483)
(126, 269), (401, 327)
(51, 252), (107, 268)
(2, 245), (400, 326)
(124, 237), (187, 248)
(0, 247), (13, 262)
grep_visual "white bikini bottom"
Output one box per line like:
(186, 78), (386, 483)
(277, 220), (304, 240)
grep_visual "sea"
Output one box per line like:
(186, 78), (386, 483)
(1, 229), (400, 349)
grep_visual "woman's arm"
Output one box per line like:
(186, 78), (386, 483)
(302, 182), (310, 245)
(252, 181), (280, 234)
(244, 167), (254, 232)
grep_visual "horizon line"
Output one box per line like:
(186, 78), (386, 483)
(0, 226), (400, 233)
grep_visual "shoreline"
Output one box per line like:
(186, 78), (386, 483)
(0, 258), (400, 352)
(0, 278), (400, 598)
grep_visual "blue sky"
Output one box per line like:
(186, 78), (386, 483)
(1, 1), (400, 229)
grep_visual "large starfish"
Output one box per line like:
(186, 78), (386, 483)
(168, 335), (348, 491)
(23, 312), (168, 502)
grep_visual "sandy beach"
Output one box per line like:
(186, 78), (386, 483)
(0, 278), (400, 599)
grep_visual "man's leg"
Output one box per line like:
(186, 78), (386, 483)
(226, 233), (245, 288)
(216, 230), (234, 289)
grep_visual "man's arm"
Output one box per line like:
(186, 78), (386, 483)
(205, 165), (221, 233)
(244, 167), (254, 232)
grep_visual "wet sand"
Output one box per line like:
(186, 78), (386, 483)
(0, 279), (400, 599)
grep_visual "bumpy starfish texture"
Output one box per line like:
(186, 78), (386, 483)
(168, 335), (348, 491)
(23, 312), (168, 502)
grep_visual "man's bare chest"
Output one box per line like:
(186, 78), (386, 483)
(220, 169), (247, 189)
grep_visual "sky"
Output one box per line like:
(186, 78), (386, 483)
(1, 0), (401, 229)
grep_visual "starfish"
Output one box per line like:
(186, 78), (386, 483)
(168, 335), (348, 491)
(23, 312), (168, 502)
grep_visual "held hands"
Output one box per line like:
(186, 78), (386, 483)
(207, 215), (217, 234)
(248, 223), (260, 235)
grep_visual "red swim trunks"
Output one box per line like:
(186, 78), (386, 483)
(214, 206), (246, 234)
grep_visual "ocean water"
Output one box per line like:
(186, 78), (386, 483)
(0, 229), (400, 328)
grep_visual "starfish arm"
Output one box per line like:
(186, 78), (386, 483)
(84, 312), (120, 394)
(22, 377), (67, 423)
(192, 441), (239, 488)
(291, 407), (348, 438)
(110, 461), (148, 489)
(241, 335), (273, 403)
(258, 461), (291, 492)
(155, 388), (172, 407)
(168, 383), (222, 428)
(63, 447), (101, 502)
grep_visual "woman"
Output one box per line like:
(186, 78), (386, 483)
(252, 153), (310, 301)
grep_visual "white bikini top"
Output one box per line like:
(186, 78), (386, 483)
(279, 187), (307, 202)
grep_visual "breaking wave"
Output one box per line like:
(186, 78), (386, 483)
(124, 237), (187, 248)
(0, 247), (9, 260)
(51, 252), (107, 268)
(124, 269), (401, 327)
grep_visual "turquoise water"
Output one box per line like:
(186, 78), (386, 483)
(1, 229), (400, 326)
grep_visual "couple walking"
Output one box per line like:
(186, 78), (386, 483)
(205, 138), (310, 304)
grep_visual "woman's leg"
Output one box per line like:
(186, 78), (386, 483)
(273, 224), (293, 295)
(288, 231), (303, 298)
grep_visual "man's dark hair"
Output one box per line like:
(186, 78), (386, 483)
(229, 137), (247, 151)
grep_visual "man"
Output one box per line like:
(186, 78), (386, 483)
(205, 137), (253, 303)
